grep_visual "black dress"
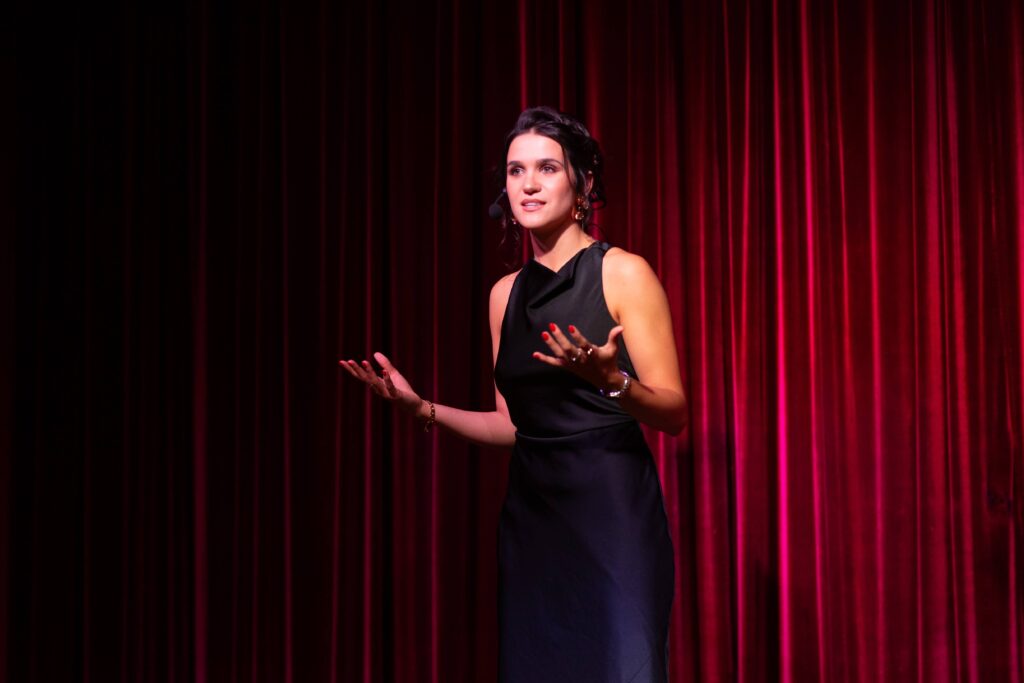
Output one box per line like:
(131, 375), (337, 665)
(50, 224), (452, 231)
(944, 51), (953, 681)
(493, 241), (675, 683)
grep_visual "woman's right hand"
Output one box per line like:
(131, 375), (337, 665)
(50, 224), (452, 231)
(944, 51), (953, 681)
(339, 352), (427, 418)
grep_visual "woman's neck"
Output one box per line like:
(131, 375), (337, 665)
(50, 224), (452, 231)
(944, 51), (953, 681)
(529, 224), (595, 272)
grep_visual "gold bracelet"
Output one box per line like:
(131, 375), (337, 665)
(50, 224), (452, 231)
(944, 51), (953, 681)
(423, 400), (436, 432)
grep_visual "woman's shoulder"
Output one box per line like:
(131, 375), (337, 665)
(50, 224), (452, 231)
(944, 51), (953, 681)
(489, 269), (521, 321)
(601, 246), (671, 322)
(602, 246), (657, 283)
(490, 269), (521, 298)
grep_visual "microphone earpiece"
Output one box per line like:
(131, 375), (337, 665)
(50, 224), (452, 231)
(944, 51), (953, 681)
(488, 188), (507, 220)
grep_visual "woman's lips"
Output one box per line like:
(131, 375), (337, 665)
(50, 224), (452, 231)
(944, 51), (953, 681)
(520, 201), (545, 212)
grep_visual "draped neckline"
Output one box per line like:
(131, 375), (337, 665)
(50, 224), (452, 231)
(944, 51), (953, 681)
(528, 240), (600, 274)
(524, 241), (604, 309)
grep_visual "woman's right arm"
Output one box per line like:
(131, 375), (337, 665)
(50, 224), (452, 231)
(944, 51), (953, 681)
(339, 273), (518, 449)
(422, 272), (518, 446)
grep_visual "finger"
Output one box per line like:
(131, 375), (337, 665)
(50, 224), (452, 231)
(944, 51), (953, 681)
(532, 350), (568, 367)
(547, 323), (575, 352)
(566, 324), (593, 349)
(540, 330), (568, 359)
(373, 352), (394, 372)
(604, 326), (624, 353)
(382, 370), (398, 395)
(344, 360), (382, 393)
(361, 360), (387, 392)
(339, 360), (361, 379)
(347, 360), (373, 381)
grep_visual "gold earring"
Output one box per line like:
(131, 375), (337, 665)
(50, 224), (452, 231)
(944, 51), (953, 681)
(574, 196), (589, 222)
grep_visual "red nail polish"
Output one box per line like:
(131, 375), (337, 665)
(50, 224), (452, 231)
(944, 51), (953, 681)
(549, 323), (557, 332)
(568, 324), (576, 334)
(541, 331), (550, 340)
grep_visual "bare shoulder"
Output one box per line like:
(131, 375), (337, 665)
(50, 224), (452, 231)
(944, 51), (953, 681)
(602, 247), (667, 319)
(490, 270), (519, 305)
(603, 247), (661, 290)
(490, 270), (519, 297)
(489, 269), (520, 324)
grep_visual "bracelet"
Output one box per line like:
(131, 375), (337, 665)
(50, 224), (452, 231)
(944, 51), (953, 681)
(599, 370), (632, 400)
(423, 400), (436, 432)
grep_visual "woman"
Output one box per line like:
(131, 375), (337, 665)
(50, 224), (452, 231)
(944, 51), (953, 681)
(341, 106), (686, 682)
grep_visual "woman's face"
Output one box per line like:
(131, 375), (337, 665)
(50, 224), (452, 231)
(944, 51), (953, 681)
(505, 133), (578, 234)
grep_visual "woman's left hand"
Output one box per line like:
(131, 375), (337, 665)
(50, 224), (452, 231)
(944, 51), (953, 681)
(534, 323), (626, 391)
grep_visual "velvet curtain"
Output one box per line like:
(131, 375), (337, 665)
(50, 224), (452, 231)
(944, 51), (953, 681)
(7, 0), (1023, 681)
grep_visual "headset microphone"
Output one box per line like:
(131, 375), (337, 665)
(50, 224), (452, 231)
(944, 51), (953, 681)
(488, 188), (507, 220)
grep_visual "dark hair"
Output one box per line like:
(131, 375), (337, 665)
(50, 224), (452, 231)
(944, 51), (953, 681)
(494, 106), (607, 257)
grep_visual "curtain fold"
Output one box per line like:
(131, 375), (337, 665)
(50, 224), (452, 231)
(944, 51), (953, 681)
(8, 0), (1023, 680)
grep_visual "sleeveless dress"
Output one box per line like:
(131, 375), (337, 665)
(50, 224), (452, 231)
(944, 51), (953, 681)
(493, 241), (675, 683)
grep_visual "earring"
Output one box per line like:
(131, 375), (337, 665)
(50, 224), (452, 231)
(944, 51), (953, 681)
(573, 195), (589, 222)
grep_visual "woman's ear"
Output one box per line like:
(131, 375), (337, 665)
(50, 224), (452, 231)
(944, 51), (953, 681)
(585, 171), (594, 196)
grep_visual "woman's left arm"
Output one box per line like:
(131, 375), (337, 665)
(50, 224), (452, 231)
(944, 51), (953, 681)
(601, 250), (687, 434)
(535, 249), (687, 435)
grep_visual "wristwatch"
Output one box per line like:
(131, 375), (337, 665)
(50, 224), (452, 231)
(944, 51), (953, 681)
(599, 370), (632, 400)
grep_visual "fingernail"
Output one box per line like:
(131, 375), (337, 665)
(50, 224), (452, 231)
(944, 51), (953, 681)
(568, 324), (576, 334)
(541, 331), (550, 341)
(549, 323), (556, 332)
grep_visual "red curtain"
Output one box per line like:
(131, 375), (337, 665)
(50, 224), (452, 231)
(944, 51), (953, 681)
(7, 0), (1023, 681)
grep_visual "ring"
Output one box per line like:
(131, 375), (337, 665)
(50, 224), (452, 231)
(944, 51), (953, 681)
(582, 344), (594, 358)
(569, 349), (583, 363)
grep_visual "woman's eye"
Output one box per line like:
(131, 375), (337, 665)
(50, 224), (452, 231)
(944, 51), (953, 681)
(508, 167), (522, 176)
(542, 165), (557, 173)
